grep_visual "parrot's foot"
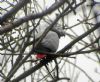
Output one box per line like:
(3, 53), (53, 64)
(40, 56), (54, 64)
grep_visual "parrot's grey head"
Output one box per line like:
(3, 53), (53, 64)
(45, 20), (66, 37)
(52, 26), (66, 38)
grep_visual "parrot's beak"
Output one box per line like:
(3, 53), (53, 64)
(62, 30), (67, 37)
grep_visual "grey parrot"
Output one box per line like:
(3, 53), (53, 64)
(35, 26), (66, 59)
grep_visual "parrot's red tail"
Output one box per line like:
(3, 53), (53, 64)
(36, 53), (46, 59)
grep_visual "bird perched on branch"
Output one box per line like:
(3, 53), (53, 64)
(35, 25), (66, 59)
(34, 25), (66, 79)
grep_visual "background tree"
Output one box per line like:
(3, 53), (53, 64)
(0, 0), (100, 82)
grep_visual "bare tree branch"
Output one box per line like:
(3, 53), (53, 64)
(59, 22), (100, 53)
(0, 0), (30, 25)
(0, 0), (66, 35)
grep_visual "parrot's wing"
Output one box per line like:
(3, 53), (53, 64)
(41, 31), (59, 52)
